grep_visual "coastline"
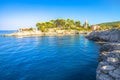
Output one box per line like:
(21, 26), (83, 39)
(86, 29), (120, 80)
(3, 30), (90, 37)
(3, 29), (120, 80)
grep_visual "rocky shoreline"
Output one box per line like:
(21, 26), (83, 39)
(86, 29), (120, 42)
(87, 29), (120, 80)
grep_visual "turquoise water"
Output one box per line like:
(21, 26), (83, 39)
(0, 31), (100, 80)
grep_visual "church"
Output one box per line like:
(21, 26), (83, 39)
(83, 19), (89, 28)
(83, 19), (100, 30)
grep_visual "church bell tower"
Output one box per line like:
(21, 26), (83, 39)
(83, 19), (88, 28)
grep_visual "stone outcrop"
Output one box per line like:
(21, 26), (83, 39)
(87, 29), (120, 42)
(97, 44), (120, 80)
(87, 29), (120, 80)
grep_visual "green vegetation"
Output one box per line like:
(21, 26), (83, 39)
(36, 19), (90, 32)
(36, 19), (120, 32)
(98, 21), (120, 30)
(29, 28), (34, 31)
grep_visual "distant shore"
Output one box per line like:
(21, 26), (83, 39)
(3, 30), (90, 37)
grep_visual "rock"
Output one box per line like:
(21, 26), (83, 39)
(109, 68), (120, 79)
(101, 65), (115, 71)
(97, 47), (120, 80)
(107, 57), (118, 63)
(87, 29), (120, 80)
(100, 43), (120, 52)
(97, 73), (113, 80)
(87, 29), (120, 42)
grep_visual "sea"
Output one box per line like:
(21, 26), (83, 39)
(0, 30), (100, 80)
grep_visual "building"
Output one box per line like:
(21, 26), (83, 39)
(83, 19), (88, 28)
(90, 25), (100, 31)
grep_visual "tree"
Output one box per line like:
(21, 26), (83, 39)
(54, 19), (66, 27)
(65, 19), (75, 28)
(36, 19), (88, 32)
(75, 21), (81, 27)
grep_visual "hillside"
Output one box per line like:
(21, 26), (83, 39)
(97, 21), (120, 30)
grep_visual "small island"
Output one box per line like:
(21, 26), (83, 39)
(4, 19), (120, 37)
(4, 19), (101, 37)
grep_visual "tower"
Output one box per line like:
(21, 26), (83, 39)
(83, 19), (88, 28)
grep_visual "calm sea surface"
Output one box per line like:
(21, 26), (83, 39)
(0, 30), (100, 80)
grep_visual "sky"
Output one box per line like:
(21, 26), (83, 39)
(0, 0), (120, 30)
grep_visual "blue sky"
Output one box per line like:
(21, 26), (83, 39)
(0, 0), (120, 30)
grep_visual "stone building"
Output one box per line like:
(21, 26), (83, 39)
(90, 25), (100, 31)
(83, 19), (88, 28)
